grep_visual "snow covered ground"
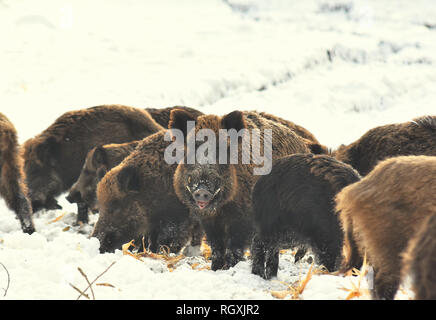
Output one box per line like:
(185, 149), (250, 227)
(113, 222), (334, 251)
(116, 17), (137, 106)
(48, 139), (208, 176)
(1, 0), (435, 300)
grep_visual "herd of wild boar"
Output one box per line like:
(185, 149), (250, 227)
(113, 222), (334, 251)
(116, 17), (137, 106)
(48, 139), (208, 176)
(0, 105), (435, 300)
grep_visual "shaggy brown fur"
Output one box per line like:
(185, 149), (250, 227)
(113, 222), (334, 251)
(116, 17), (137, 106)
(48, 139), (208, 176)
(335, 155), (436, 300)
(402, 213), (436, 300)
(0, 113), (35, 234)
(334, 115), (436, 176)
(67, 140), (140, 218)
(145, 106), (203, 128)
(93, 129), (203, 254)
(258, 111), (329, 154)
(171, 110), (311, 270)
(22, 105), (163, 216)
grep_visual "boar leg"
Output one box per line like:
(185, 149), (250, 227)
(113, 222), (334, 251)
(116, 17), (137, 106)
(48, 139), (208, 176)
(372, 269), (400, 300)
(45, 196), (62, 210)
(339, 218), (363, 273)
(202, 219), (226, 271)
(264, 239), (280, 280)
(190, 220), (204, 247)
(294, 247), (307, 263)
(75, 202), (89, 224)
(223, 222), (247, 269)
(9, 190), (35, 234)
(251, 233), (267, 278)
(0, 163), (35, 234)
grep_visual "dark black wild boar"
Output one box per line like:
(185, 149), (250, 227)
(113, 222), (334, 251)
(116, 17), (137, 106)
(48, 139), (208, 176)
(250, 153), (361, 280)
(21, 105), (163, 222)
(0, 113), (35, 234)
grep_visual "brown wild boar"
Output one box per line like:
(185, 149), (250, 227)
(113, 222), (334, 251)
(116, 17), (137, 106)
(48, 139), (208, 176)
(258, 111), (328, 154)
(22, 105), (163, 222)
(93, 128), (203, 254)
(0, 113), (35, 234)
(402, 212), (436, 300)
(170, 109), (312, 270)
(334, 115), (436, 176)
(145, 106), (203, 128)
(335, 155), (436, 299)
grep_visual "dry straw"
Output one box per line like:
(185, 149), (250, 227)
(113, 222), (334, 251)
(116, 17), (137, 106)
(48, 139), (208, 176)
(122, 238), (185, 271)
(270, 262), (318, 300)
(339, 253), (370, 300)
(70, 261), (117, 300)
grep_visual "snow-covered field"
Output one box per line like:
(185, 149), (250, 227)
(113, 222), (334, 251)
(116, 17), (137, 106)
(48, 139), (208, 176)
(1, 0), (435, 300)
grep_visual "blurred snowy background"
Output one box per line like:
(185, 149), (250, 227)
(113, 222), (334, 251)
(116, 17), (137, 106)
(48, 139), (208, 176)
(1, 0), (435, 299)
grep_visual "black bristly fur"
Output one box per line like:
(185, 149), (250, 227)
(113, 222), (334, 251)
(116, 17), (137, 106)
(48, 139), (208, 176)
(251, 153), (361, 279)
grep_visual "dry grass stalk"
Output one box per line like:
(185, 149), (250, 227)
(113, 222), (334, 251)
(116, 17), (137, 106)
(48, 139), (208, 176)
(78, 267), (95, 300)
(0, 262), (10, 297)
(71, 261), (117, 300)
(191, 263), (211, 271)
(271, 263), (316, 300)
(70, 283), (90, 300)
(49, 212), (66, 224)
(122, 240), (142, 261)
(200, 237), (212, 260)
(122, 239), (185, 271)
(339, 252), (370, 300)
(96, 283), (116, 288)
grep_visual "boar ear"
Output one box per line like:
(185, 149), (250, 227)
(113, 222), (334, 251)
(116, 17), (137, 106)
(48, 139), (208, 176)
(169, 109), (197, 139)
(117, 165), (141, 193)
(221, 111), (246, 132)
(307, 142), (329, 155)
(92, 146), (107, 167)
(36, 137), (59, 165)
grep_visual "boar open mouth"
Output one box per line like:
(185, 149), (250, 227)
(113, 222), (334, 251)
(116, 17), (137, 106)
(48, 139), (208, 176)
(187, 186), (221, 210)
(196, 200), (209, 210)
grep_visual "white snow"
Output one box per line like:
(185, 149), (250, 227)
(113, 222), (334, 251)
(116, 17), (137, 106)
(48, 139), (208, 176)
(1, 0), (433, 300)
